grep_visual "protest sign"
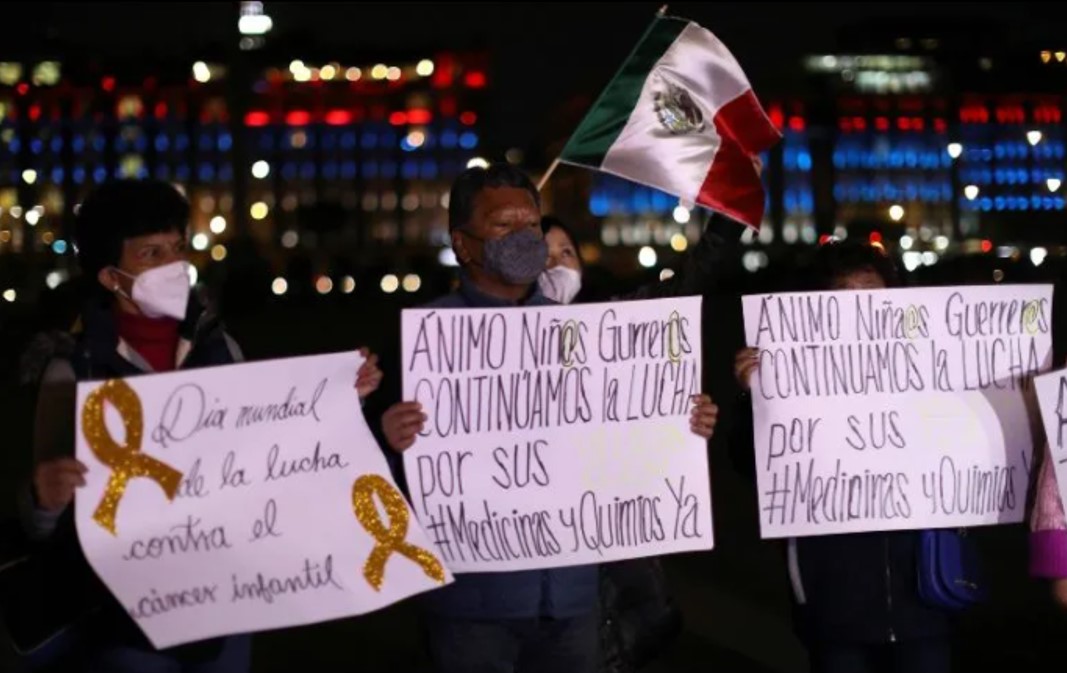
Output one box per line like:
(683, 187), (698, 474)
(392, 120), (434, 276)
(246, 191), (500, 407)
(401, 297), (711, 572)
(1034, 366), (1067, 519)
(743, 285), (1052, 538)
(75, 351), (450, 648)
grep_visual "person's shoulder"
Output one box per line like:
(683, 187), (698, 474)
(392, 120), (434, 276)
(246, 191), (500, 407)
(19, 330), (78, 386)
(423, 291), (465, 309)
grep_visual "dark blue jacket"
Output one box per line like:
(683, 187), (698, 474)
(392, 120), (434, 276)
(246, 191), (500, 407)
(386, 275), (599, 620)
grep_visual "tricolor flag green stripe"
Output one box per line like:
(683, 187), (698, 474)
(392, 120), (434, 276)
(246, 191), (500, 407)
(560, 18), (688, 165)
(560, 15), (780, 229)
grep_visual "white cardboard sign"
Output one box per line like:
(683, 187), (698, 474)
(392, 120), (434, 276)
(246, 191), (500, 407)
(75, 351), (451, 648)
(743, 285), (1052, 538)
(401, 297), (713, 572)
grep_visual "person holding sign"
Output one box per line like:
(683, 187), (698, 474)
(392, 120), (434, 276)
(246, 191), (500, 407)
(13, 180), (383, 672)
(539, 214), (737, 673)
(735, 241), (955, 673)
(379, 164), (719, 673)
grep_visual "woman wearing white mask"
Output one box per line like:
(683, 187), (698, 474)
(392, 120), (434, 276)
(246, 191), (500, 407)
(14, 180), (382, 673)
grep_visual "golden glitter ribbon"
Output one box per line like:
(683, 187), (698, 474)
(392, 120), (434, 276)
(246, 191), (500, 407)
(81, 379), (183, 536)
(352, 474), (446, 591)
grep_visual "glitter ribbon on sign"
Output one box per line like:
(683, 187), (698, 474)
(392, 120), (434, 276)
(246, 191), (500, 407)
(81, 379), (183, 535)
(352, 473), (446, 591)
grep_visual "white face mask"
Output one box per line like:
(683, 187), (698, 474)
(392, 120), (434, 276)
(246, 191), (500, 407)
(538, 265), (582, 304)
(114, 261), (191, 320)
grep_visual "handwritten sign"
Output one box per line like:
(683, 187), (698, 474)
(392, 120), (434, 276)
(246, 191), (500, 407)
(401, 297), (712, 572)
(75, 351), (451, 649)
(1033, 367), (1067, 520)
(743, 285), (1052, 539)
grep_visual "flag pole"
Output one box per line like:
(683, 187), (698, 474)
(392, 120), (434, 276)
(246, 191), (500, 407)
(537, 157), (561, 192)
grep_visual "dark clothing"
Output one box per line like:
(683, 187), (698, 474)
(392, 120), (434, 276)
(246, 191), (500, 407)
(425, 612), (599, 673)
(18, 295), (247, 673)
(382, 276), (599, 621)
(810, 636), (952, 673)
(598, 559), (682, 673)
(794, 532), (952, 645)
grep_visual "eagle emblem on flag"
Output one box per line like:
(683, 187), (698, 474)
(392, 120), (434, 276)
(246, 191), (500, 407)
(653, 79), (705, 135)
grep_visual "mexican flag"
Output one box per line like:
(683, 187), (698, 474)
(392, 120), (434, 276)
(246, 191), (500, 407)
(560, 15), (780, 229)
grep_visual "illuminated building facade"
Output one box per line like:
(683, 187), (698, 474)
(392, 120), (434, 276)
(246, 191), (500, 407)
(0, 50), (488, 302)
(551, 26), (1067, 276)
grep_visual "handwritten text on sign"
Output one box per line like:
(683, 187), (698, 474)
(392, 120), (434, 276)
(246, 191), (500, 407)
(402, 297), (712, 572)
(743, 285), (1052, 538)
(75, 352), (450, 649)
(1033, 368), (1067, 521)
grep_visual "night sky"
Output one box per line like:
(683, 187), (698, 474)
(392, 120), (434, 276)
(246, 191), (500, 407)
(7, 2), (1060, 155)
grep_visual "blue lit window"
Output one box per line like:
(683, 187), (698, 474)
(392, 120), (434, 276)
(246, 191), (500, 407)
(73, 167), (86, 184)
(72, 136), (85, 153)
(50, 137), (62, 153)
(93, 166), (108, 183)
(198, 163), (215, 181)
(51, 167), (63, 183)
(300, 162), (315, 180)
(459, 132), (478, 149)
(155, 134), (170, 152)
(30, 139), (43, 154)
(362, 161), (379, 178)
(420, 160), (438, 180)
(198, 135), (214, 151)
(176, 164), (191, 181)
(631, 189), (651, 213)
(650, 190), (672, 211)
(361, 133), (378, 150)
(341, 132), (357, 150)
(341, 161), (357, 179)
(400, 136), (417, 152)
(402, 160), (419, 179)
(440, 131), (458, 149)
(323, 163), (338, 180)
(217, 133), (233, 152)
(92, 135), (106, 152)
(176, 134), (190, 151)
(589, 192), (609, 217)
(134, 135), (147, 152)
(282, 162), (297, 180)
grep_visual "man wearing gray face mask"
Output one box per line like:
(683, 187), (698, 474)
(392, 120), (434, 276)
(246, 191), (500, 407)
(378, 163), (600, 673)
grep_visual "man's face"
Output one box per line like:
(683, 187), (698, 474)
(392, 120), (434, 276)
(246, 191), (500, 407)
(97, 230), (187, 295)
(452, 186), (541, 271)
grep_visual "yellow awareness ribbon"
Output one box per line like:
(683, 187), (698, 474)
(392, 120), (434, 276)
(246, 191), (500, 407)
(352, 474), (446, 591)
(81, 379), (183, 535)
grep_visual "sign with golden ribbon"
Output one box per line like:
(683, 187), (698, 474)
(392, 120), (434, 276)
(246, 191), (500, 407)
(81, 379), (183, 535)
(352, 473), (446, 591)
(74, 352), (451, 650)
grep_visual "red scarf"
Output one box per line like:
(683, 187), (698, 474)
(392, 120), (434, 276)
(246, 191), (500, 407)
(115, 310), (181, 372)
